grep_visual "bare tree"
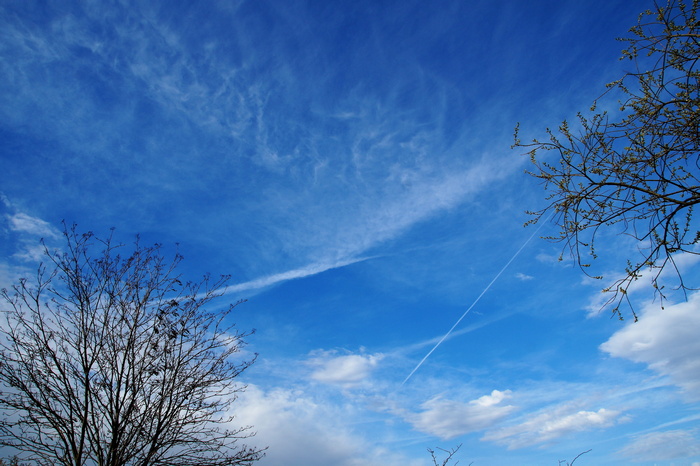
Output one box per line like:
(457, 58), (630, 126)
(515, 0), (700, 319)
(558, 449), (592, 466)
(0, 457), (31, 466)
(424, 444), (591, 465)
(427, 444), (471, 466)
(0, 225), (264, 465)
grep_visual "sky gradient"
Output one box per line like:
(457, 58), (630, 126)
(1, 1), (700, 464)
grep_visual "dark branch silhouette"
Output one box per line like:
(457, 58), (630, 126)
(0, 225), (265, 465)
(516, 0), (700, 320)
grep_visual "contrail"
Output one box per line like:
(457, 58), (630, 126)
(401, 218), (550, 385)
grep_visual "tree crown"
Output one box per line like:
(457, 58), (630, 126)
(0, 225), (264, 466)
(515, 0), (700, 319)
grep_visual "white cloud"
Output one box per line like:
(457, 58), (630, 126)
(345, 162), (506, 255)
(619, 429), (700, 462)
(1, 2), (521, 282)
(2, 207), (61, 263)
(473, 390), (510, 407)
(0, 262), (30, 291)
(226, 256), (374, 294)
(482, 404), (620, 449)
(309, 351), (384, 388)
(6, 212), (59, 239)
(225, 158), (511, 295)
(404, 390), (515, 440)
(10, 243), (45, 263)
(514, 272), (534, 281)
(231, 385), (422, 466)
(264, 156), (511, 271)
(600, 292), (700, 400)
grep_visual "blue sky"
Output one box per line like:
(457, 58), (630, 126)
(2, 0), (700, 464)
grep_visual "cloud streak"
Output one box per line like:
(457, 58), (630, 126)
(482, 404), (621, 449)
(6, 212), (60, 239)
(619, 429), (700, 462)
(225, 256), (375, 294)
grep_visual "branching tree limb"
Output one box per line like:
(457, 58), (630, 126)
(0, 224), (265, 465)
(559, 449), (592, 466)
(515, 0), (700, 320)
(428, 444), (471, 466)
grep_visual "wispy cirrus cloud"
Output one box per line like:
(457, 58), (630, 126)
(1, 201), (61, 263)
(482, 403), (622, 449)
(6, 212), (60, 239)
(619, 429), (700, 462)
(225, 256), (374, 294)
(1, 0), (521, 284)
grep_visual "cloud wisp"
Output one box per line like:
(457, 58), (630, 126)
(482, 404), (621, 449)
(6, 212), (60, 239)
(224, 256), (375, 295)
(1, 203), (62, 263)
(619, 429), (700, 462)
(1, 1), (524, 284)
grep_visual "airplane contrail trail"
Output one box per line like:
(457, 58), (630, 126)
(401, 218), (550, 386)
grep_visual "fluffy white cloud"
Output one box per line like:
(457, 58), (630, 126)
(619, 429), (700, 462)
(600, 292), (700, 399)
(231, 384), (421, 466)
(405, 390), (515, 439)
(308, 351), (384, 387)
(482, 404), (620, 449)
